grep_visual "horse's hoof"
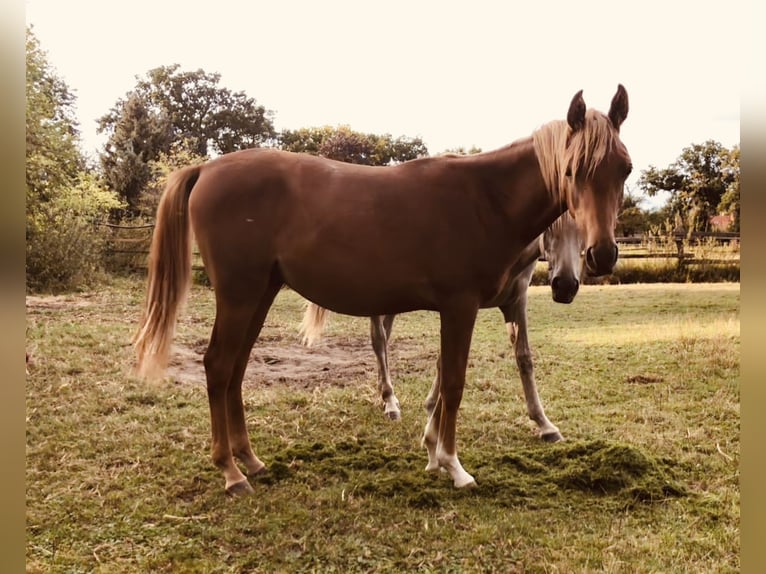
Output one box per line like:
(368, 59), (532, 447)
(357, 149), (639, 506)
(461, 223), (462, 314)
(225, 479), (254, 497)
(541, 431), (564, 443)
(455, 477), (477, 489)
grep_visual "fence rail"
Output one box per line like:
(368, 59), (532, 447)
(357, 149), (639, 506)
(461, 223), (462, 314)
(103, 223), (740, 272)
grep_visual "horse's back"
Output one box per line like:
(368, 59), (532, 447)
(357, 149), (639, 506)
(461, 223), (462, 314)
(186, 148), (532, 316)
(185, 150), (436, 312)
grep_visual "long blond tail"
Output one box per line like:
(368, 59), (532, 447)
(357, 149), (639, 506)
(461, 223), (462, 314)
(133, 165), (201, 380)
(298, 301), (330, 347)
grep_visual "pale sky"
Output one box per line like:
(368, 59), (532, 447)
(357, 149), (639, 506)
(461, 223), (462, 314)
(26, 0), (742, 209)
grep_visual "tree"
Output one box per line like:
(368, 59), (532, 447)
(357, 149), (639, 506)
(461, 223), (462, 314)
(26, 27), (123, 291)
(98, 64), (276, 213)
(99, 93), (172, 215)
(279, 126), (334, 156)
(140, 139), (207, 217)
(279, 125), (428, 165)
(25, 27), (83, 209)
(637, 140), (740, 233)
(441, 146), (483, 155)
(615, 189), (645, 237)
(718, 145), (740, 231)
(26, 172), (124, 291)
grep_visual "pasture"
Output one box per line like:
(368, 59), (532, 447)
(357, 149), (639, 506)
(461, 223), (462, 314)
(26, 278), (739, 573)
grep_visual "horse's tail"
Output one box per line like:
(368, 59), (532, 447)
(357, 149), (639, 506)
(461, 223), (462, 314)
(298, 301), (330, 347)
(133, 165), (201, 380)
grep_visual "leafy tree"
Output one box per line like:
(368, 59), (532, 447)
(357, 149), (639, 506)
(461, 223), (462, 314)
(279, 126), (335, 156)
(25, 27), (83, 209)
(26, 173), (124, 291)
(279, 125), (428, 165)
(99, 92), (172, 215)
(441, 146), (483, 155)
(616, 189), (646, 237)
(643, 203), (674, 233)
(381, 132), (429, 164)
(98, 64), (276, 213)
(718, 145), (740, 231)
(26, 27), (123, 290)
(140, 139), (207, 217)
(638, 140), (739, 233)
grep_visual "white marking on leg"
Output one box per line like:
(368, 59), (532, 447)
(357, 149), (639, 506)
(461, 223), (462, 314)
(422, 413), (440, 472)
(436, 447), (476, 488)
(506, 321), (518, 347)
(383, 394), (401, 420)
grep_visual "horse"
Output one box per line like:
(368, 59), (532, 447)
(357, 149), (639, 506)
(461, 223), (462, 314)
(134, 85), (631, 495)
(299, 211), (583, 444)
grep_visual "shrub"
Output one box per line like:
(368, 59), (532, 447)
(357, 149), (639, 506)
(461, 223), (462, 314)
(26, 173), (124, 292)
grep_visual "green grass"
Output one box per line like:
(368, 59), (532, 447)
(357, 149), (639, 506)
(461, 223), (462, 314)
(26, 278), (739, 573)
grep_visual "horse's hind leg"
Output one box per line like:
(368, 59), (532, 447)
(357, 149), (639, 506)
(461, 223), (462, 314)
(501, 299), (563, 443)
(423, 354), (441, 417)
(204, 275), (281, 496)
(421, 353), (442, 471)
(371, 315), (400, 420)
(226, 278), (283, 480)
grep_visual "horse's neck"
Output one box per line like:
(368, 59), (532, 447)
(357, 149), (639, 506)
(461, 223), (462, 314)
(479, 139), (567, 246)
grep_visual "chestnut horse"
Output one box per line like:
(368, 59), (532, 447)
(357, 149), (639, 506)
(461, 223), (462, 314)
(135, 86), (630, 495)
(300, 211), (583, 442)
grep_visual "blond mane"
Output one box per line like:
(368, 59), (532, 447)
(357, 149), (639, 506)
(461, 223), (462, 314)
(532, 110), (619, 200)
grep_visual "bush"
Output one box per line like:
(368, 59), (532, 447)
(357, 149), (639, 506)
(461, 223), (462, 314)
(26, 173), (124, 292)
(530, 255), (739, 287)
(139, 140), (207, 218)
(582, 258), (739, 285)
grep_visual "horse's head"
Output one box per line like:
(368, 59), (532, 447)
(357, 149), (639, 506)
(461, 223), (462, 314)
(562, 85), (631, 277)
(542, 212), (583, 304)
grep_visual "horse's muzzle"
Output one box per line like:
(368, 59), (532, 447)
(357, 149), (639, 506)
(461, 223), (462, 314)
(585, 242), (618, 277)
(551, 275), (579, 304)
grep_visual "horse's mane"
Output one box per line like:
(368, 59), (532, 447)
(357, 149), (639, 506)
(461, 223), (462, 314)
(532, 110), (619, 200)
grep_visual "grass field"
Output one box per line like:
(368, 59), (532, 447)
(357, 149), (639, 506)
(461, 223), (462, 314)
(26, 278), (740, 573)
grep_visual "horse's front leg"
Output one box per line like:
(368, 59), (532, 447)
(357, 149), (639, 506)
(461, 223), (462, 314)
(500, 300), (563, 442)
(370, 315), (401, 420)
(422, 302), (478, 488)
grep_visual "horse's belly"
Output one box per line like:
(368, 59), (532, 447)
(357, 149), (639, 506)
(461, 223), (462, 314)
(278, 254), (437, 317)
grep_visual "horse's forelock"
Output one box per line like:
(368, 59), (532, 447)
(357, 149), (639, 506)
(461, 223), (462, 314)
(547, 209), (575, 234)
(532, 110), (619, 201)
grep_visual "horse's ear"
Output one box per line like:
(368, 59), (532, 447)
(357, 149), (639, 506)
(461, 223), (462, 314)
(567, 90), (586, 132)
(608, 84), (629, 131)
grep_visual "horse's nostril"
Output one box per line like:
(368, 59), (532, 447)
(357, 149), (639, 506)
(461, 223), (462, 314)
(551, 275), (578, 304)
(585, 243), (617, 275)
(586, 247), (597, 269)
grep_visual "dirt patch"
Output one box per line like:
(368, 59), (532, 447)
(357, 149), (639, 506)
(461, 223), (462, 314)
(167, 335), (379, 389)
(26, 294), (95, 311)
(26, 292), (435, 390)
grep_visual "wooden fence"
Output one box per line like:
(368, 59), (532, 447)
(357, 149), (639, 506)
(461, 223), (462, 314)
(102, 223), (204, 272)
(103, 223), (740, 272)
